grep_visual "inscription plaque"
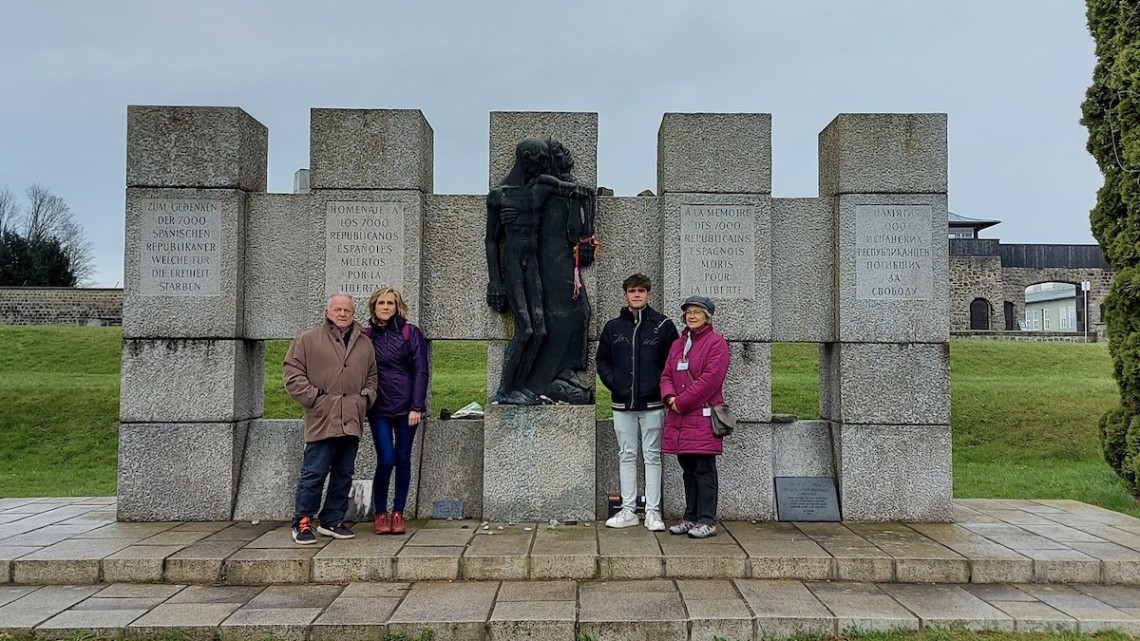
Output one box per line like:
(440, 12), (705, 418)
(774, 476), (840, 521)
(679, 204), (755, 299)
(855, 204), (933, 300)
(324, 201), (405, 300)
(138, 199), (222, 296)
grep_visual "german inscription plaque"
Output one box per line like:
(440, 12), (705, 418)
(679, 204), (755, 299)
(138, 199), (222, 296)
(775, 476), (840, 521)
(855, 204), (933, 300)
(324, 201), (405, 299)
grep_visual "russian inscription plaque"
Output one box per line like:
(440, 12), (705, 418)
(855, 204), (933, 300)
(138, 198), (222, 296)
(775, 476), (840, 521)
(324, 201), (405, 299)
(679, 204), (755, 299)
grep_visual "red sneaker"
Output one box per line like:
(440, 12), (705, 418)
(373, 513), (391, 535)
(391, 512), (406, 535)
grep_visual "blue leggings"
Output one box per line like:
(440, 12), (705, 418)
(369, 415), (417, 513)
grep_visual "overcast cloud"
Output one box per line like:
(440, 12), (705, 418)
(0, 1), (1099, 287)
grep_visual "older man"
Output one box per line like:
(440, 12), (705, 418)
(284, 293), (378, 544)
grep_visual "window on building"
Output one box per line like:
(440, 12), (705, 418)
(1060, 308), (1069, 330)
(1043, 308), (1051, 330)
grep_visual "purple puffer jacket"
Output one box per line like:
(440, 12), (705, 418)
(660, 323), (730, 456)
(363, 315), (429, 418)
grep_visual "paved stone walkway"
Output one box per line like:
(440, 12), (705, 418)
(3, 579), (1140, 639)
(5, 497), (1140, 586)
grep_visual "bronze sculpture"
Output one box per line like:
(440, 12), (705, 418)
(485, 138), (597, 404)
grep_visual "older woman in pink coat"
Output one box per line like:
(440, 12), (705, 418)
(659, 295), (730, 539)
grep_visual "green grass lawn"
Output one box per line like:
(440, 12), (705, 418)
(0, 325), (1135, 517)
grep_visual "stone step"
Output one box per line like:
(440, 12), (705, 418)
(3, 579), (1140, 640)
(5, 497), (1140, 586)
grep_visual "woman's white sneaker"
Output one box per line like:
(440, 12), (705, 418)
(687, 523), (717, 538)
(644, 511), (666, 532)
(605, 508), (639, 528)
(668, 519), (696, 535)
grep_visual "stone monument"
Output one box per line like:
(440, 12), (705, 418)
(118, 107), (950, 524)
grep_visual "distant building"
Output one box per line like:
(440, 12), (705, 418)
(948, 212), (1000, 239)
(948, 213), (1110, 334)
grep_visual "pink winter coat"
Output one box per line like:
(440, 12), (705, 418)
(660, 323), (730, 456)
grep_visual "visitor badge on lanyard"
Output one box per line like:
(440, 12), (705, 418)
(677, 361), (689, 371)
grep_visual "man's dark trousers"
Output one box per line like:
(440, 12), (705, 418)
(293, 435), (359, 526)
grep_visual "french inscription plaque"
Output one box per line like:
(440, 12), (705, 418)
(324, 201), (405, 300)
(679, 204), (755, 299)
(138, 199), (222, 296)
(855, 204), (933, 300)
(775, 476), (841, 521)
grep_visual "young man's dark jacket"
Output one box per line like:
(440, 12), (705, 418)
(596, 305), (679, 412)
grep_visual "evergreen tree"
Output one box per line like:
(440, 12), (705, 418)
(1083, 0), (1140, 489)
(0, 229), (77, 286)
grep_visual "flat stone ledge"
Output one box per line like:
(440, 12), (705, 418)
(6, 498), (1140, 587)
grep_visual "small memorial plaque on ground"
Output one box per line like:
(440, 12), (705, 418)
(432, 500), (464, 520)
(774, 476), (840, 521)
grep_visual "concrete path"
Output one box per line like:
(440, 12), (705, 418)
(2, 578), (1140, 639)
(5, 497), (1140, 639)
(4, 497), (1140, 586)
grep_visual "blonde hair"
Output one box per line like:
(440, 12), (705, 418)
(367, 287), (409, 323)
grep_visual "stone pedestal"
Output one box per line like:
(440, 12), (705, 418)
(483, 405), (596, 522)
(118, 421), (250, 521)
(831, 423), (952, 522)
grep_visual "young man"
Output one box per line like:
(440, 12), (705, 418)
(595, 274), (679, 531)
(283, 293), (378, 544)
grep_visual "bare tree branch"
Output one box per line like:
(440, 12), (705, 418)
(0, 187), (17, 234)
(16, 184), (95, 285)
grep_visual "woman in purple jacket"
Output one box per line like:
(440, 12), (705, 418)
(660, 295), (730, 539)
(364, 287), (429, 535)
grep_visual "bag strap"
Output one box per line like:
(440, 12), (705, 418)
(683, 367), (712, 410)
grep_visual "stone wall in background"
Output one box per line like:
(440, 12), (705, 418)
(0, 287), (123, 325)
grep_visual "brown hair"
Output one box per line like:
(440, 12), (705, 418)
(367, 287), (409, 323)
(622, 273), (652, 291)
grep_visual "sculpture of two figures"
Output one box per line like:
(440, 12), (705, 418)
(485, 138), (597, 405)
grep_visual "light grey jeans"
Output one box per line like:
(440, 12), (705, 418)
(612, 408), (664, 512)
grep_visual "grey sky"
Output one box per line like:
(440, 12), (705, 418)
(0, 1), (1099, 287)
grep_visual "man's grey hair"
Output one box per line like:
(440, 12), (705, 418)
(327, 292), (355, 309)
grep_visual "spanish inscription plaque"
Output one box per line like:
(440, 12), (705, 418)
(775, 476), (840, 521)
(324, 201), (405, 299)
(138, 199), (221, 296)
(855, 204), (933, 300)
(679, 205), (755, 299)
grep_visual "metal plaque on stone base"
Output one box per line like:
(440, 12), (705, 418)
(774, 476), (840, 521)
(432, 500), (465, 520)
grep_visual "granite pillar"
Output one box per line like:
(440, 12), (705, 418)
(119, 106), (267, 521)
(818, 113), (952, 522)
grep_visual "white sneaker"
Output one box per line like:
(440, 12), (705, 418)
(644, 511), (665, 532)
(688, 523), (717, 539)
(605, 508), (639, 528)
(669, 519), (696, 535)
